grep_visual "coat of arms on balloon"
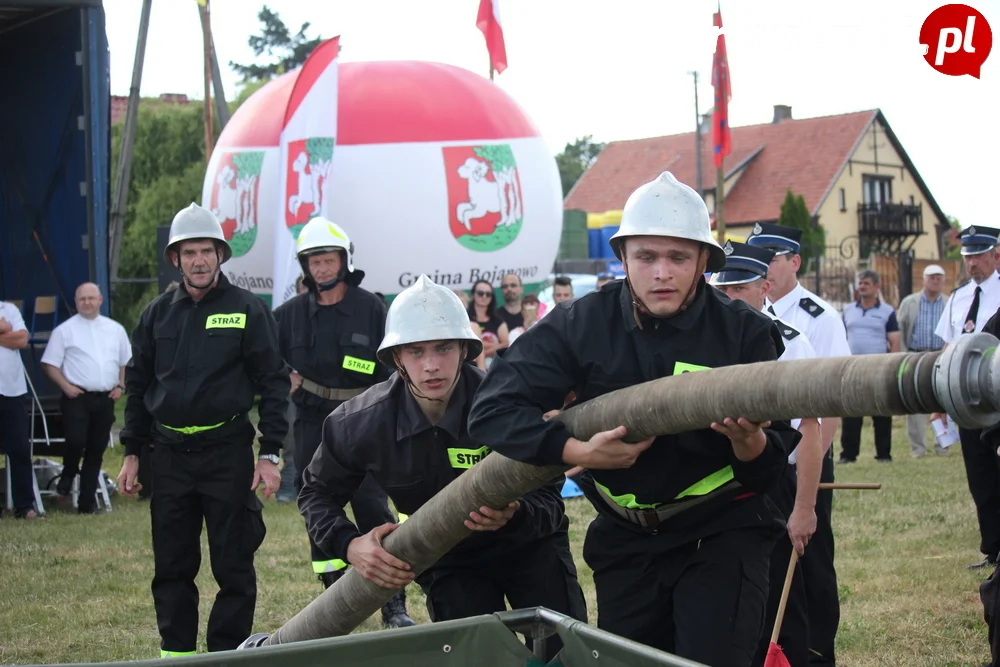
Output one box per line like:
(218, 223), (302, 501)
(443, 144), (523, 252)
(208, 150), (264, 257)
(284, 137), (334, 239)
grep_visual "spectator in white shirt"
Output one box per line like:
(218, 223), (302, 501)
(41, 283), (131, 514)
(0, 301), (37, 519)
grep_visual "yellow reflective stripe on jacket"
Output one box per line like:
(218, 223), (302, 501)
(398, 512), (409, 523)
(342, 355), (375, 375)
(160, 650), (197, 658)
(448, 446), (490, 469)
(312, 559), (348, 574)
(673, 361), (711, 374)
(205, 313), (246, 329)
(675, 466), (735, 499)
(596, 465), (735, 509)
(160, 414), (238, 435)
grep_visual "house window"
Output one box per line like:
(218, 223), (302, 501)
(838, 188), (846, 212)
(909, 195), (915, 205)
(862, 175), (893, 206)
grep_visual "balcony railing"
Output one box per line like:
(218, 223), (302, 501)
(857, 202), (924, 237)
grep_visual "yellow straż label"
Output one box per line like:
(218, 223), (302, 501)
(343, 355), (375, 375)
(673, 361), (711, 374)
(206, 313), (246, 329)
(448, 446), (491, 469)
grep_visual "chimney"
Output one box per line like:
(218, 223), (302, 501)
(699, 111), (712, 134)
(773, 104), (792, 123)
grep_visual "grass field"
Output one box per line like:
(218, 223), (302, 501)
(0, 416), (992, 666)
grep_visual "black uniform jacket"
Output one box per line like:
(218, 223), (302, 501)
(299, 363), (569, 567)
(467, 278), (801, 544)
(274, 286), (391, 413)
(120, 274), (290, 457)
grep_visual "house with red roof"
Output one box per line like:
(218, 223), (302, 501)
(565, 106), (949, 262)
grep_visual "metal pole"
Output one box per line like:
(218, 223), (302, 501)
(108, 0), (152, 283)
(691, 71), (703, 199)
(210, 32), (230, 129)
(199, 0), (214, 163)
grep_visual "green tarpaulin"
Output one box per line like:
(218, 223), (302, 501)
(25, 609), (707, 667)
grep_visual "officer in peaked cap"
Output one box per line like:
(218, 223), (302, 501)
(932, 224), (1000, 570)
(711, 241), (824, 667)
(746, 221), (850, 667)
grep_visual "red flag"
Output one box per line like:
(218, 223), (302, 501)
(711, 4), (731, 168)
(477, 0), (508, 75)
(763, 643), (792, 667)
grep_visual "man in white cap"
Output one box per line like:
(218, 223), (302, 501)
(932, 225), (1000, 570)
(467, 172), (800, 666)
(896, 263), (949, 458)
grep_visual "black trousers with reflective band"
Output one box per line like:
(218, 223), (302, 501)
(293, 406), (394, 566)
(803, 451), (839, 666)
(419, 531), (588, 663)
(962, 427), (1000, 556)
(58, 392), (115, 511)
(150, 432), (265, 653)
(752, 465), (810, 667)
(584, 516), (776, 667)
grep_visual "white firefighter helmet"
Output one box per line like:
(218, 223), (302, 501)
(163, 203), (232, 264)
(609, 171), (726, 272)
(295, 216), (356, 272)
(377, 275), (483, 367)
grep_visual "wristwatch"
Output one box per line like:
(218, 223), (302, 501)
(258, 454), (280, 465)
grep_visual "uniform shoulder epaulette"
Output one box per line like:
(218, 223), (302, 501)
(776, 319), (801, 340)
(799, 297), (824, 318)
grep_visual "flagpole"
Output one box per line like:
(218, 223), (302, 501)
(690, 70), (702, 200)
(716, 163), (725, 244)
(489, 64), (494, 81)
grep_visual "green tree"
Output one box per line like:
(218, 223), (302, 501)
(943, 215), (962, 260)
(555, 136), (605, 197)
(230, 5), (321, 83)
(111, 102), (213, 332)
(777, 189), (825, 273)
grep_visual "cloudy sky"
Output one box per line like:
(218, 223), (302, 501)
(102, 0), (998, 226)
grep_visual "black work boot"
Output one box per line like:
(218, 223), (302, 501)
(318, 570), (344, 589)
(381, 589), (416, 628)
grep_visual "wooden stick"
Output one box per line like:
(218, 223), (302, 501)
(818, 483), (881, 490)
(771, 549), (799, 643)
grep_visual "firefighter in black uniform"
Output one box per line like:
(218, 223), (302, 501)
(467, 172), (801, 667)
(298, 274), (587, 658)
(273, 216), (412, 627)
(117, 203), (289, 657)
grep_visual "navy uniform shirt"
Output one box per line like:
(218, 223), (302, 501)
(298, 363), (568, 567)
(120, 273), (290, 457)
(274, 286), (391, 413)
(467, 279), (801, 546)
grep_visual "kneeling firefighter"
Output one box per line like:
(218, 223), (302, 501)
(298, 275), (588, 658)
(273, 216), (412, 627)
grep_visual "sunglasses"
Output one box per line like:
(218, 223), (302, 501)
(474, 290), (493, 297)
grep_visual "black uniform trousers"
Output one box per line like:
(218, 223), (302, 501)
(839, 416), (892, 461)
(960, 427), (1000, 557)
(150, 422), (266, 654)
(419, 530), (588, 663)
(803, 450), (838, 666)
(0, 394), (34, 513)
(293, 405), (394, 570)
(753, 464), (810, 667)
(584, 514), (776, 667)
(57, 392), (115, 512)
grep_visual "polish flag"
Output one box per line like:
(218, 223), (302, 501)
(477, 0), (508, 74)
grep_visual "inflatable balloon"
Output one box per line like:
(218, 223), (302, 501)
(201, 60), (563, 307)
